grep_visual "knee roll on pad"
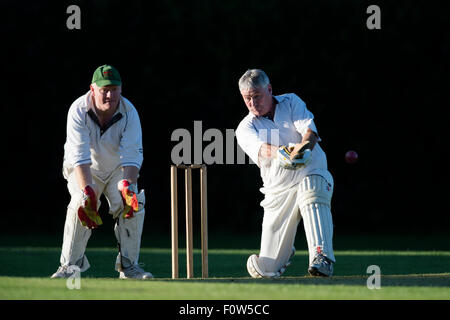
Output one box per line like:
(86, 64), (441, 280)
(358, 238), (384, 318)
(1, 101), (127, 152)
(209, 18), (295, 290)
(297, 175), (333, 207)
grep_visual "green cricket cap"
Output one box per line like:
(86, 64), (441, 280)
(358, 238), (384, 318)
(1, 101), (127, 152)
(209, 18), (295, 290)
(91, 65), (122, 87)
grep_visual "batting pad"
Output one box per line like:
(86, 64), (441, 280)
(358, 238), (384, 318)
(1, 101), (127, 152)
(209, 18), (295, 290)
(297, 175), (335, 264)
(114, 190), (146, 271)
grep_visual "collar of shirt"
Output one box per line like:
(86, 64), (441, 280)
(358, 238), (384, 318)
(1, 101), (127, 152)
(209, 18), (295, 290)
(84, 91), (128, 135)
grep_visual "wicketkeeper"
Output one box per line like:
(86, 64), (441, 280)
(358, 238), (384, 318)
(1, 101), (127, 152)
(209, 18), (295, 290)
(51, 65), (152, 279)
(236, 69), (336, 277)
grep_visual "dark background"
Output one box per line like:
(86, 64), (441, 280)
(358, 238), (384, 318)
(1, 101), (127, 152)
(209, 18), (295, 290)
(2, 1), (449, 245)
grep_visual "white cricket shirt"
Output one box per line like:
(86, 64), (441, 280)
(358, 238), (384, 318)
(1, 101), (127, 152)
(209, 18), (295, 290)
(63, 91), (143, 181)
(236, 93), (333, 195)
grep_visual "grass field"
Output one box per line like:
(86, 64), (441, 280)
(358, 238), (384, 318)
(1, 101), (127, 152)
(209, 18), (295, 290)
(1, 232), (449, 300)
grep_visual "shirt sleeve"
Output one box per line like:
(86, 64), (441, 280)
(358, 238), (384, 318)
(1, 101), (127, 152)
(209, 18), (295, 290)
(119, 107), (144, 169)
(65, 104), (92, 167)
(290, 94), (320, 139)
(236, 118), (266, 166)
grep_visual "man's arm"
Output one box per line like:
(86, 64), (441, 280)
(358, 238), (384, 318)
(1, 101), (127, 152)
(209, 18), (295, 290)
(75, 163), (93, 190)
(259, 128), (318, 160)
(299, 128), (319, 151)
(119, 106), (143, 176)
(289, 129), (319, 160)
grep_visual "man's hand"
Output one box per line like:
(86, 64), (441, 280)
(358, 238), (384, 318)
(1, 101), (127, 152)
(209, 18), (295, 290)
(78, 185), (103, 229)
(277, 145), (312, 170)
(118, 179), (139, 218)
(277, 146), (295, 169)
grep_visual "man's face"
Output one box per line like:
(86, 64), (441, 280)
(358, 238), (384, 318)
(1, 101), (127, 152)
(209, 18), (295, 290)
(240, 84), (273, 117)
(90, 84), (121, 112)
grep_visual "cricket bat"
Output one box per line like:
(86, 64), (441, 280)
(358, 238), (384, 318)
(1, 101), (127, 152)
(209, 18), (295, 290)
(289, 141), (311, 160)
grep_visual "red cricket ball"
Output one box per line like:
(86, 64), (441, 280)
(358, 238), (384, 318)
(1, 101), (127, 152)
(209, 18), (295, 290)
(345, 150), (358, 164)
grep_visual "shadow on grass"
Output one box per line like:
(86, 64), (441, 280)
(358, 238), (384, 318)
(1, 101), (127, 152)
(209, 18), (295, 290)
(159, 274), (450, 288)
(1, 247), (449, 288)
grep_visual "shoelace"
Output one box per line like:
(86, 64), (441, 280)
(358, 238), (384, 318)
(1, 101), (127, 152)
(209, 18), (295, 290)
(313, 254), (330, 266)
(124, 263), (149, 275)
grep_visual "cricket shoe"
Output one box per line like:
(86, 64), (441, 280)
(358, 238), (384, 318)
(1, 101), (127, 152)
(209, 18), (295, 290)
(119, 264), (153, 279)
(50, 265), (80, 279)
(308, 253), (334, 277)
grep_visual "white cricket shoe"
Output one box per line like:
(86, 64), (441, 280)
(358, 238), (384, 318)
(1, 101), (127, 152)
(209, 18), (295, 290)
(119, 264), (153, 279)
(50, 265), (80, 279)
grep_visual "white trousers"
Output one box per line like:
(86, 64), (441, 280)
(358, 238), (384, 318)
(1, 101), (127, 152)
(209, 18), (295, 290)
(257, 174), (335, 274)
(59, 166), (145, 272)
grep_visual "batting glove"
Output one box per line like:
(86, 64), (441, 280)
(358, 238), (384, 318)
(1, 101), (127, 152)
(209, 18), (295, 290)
(118, 179), (139, 219)
(292, 148), (312, 168)
(78, 185), (103, 229)
(277, 146), (295, 169)
(277, 146), (312, 170)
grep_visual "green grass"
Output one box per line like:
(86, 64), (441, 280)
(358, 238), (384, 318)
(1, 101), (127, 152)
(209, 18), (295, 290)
(1, 275), (449, 300)
(1, 242), (449, 299)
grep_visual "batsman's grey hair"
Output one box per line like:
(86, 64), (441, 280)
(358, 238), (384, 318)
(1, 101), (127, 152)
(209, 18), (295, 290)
(238, 69), (270, 92)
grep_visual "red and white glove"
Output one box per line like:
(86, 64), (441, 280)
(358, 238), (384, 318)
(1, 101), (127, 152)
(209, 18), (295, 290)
(118, 179), (139, 219)
(78, 185), (103, 229)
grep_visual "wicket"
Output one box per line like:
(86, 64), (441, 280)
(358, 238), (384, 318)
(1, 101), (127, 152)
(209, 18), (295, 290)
(170, 164), (208, 279)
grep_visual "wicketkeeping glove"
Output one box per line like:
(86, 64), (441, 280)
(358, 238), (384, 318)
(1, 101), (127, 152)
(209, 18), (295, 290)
(78, 185), (103, 229)
(118, 179), (139, 219)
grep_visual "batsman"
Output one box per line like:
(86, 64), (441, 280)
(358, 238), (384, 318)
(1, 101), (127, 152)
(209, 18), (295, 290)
(51, 65), (153, 279)
(236, 69), (336, 277)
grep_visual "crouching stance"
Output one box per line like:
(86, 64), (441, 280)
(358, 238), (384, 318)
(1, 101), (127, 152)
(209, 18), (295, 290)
(51, 65), (152, 280)
(236, 69), (335, 278)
